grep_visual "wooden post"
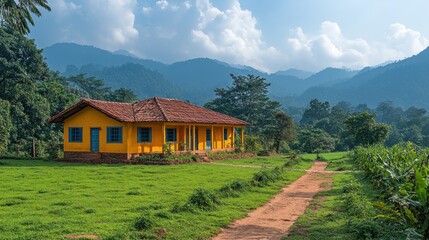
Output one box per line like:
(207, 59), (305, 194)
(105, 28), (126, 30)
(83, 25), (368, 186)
(162, 123), (166, 145)
(192, 125), (196, 151)
(211, 125), (214, 150)
(188, 125), (191, 151)
(241, 127), (244, 150)
(232, 127), (235, 149)
(222, 126), (225, 149)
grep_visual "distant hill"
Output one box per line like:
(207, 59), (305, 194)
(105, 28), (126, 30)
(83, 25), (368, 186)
(44, 43), (429, 109)
(300, 47), (429, 108)
(274, 68), (314, 79)
(64, 63), (181, 100)
(44, 43), (166, 72)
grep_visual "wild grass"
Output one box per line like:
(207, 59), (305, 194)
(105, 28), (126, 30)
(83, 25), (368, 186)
(0, 156), (308, 239)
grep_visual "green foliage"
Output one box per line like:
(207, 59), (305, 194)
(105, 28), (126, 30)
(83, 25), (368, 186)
(133, 214), (155, 231)
(205, 74), (281, 135)
(162, 143), (173, 156)
(353, 143), (429, 238)
(300, 99), (330, 125)
(271, 111), (295, 153)
(297, 128), (336, 153)
(0, 99), (12, 154)
(0, 0), (50, 34)
(344, 112), (390, 146)
(186, 188), (220, 210)
(108, 87), (138, 103)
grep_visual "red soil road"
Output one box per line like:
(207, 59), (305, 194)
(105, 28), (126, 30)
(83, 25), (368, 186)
(212, 161), (332, 240)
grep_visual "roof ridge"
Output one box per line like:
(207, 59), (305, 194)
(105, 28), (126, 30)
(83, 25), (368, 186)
(154, 97), (168, 121)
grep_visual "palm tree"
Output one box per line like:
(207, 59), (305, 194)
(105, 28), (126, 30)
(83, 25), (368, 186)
(0, 0), (50, 34)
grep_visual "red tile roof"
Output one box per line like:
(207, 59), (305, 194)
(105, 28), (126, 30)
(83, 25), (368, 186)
(48, 97), (250, 126)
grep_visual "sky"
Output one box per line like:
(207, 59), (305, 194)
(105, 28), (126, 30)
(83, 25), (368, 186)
(29, 0), (429, 73)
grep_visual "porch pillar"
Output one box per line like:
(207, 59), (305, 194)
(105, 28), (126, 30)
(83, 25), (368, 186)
(188, 125), (191, 151)
(241, 127), (244, 150)
(232, 127), (235, 149)
(192, 125), (196, 151)
(211, 125), (214, 150)
(162, 123), (166, 145)
(222, 126), (225, 149)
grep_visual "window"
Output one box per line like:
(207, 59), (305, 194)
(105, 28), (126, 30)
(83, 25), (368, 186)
(224, 128), (228, 140)
(166, 128), (177, 142)
(69, 127), (82, 142)
(138, 127), (152, 143)
(107, 127), (123, 143)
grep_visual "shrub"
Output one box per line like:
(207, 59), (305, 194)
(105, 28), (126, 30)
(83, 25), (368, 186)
(133, 214), (155, 231)
(252, 171), (275, 186)
(187, 188), (220, 210)
(229, 179), (249, 191)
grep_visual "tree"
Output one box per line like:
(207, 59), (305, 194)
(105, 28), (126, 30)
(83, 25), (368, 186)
(300, 99), (330, 125)
(272, 112), (295, 153)
(344, 112), (390, 146)
(297, 128), (336, 153)
(109, 88), (138, 103)
(67, 74), (111, 100)
(205, 74), (281, 135)
(0, 0), (50, 34)
(0, 99), (12, 154)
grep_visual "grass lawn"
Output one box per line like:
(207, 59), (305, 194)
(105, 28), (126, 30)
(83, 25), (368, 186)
(214, 153), (317, 169)
(0, 156), (309, 240)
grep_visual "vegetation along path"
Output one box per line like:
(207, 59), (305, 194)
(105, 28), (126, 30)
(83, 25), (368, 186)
(212, 161), (332, 240)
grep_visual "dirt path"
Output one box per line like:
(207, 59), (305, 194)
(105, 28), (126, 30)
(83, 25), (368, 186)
(212, 161), (332, 240)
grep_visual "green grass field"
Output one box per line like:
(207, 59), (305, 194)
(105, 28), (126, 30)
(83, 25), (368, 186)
(0, 156), (313, 240)
(214, 153), (316, 169)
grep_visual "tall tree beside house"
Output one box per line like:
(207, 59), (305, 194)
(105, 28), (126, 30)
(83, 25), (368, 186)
(0, 27), (79, 157)
(0, 0), (50, 34)
(0, 99), (12, 154)
(205, 74), (281, 135)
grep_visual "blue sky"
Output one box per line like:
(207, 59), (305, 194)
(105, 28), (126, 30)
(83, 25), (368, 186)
(30, 0), (429, 72)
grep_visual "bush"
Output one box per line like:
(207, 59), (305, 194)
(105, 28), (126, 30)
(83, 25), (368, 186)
(133, 214), (155, 231)
(187, 188), (220, 210)
(230, 179), (249, 191)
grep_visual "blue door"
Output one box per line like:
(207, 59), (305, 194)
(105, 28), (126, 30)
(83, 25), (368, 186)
(195, 128), (199, 150)
(90, 128), (100, 152)
(206, 129), (211, 150)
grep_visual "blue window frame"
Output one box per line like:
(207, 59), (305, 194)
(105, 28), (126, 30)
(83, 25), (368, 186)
(107, 127), (123, 143)
(224, 128), (228, 140)
(138, 127), (152, 143)
(166, 128), (177, 142)
(69, 127), (82, 142)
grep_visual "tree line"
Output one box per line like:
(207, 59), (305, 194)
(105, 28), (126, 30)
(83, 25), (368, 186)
(205, 74), (429, 154)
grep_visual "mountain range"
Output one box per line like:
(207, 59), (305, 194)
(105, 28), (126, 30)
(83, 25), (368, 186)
(43, 43), (429, 109)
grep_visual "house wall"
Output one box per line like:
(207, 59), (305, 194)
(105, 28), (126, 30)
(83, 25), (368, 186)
(63, 107), (240, 158)
(64, 106), (129, 153)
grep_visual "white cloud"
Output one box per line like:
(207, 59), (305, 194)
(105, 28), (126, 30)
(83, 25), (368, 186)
(156, 0), (169, 10)
(191, 0), (279, 72)
(142, 6), (152, 14)
(285, 21), (429, 71)
(387, 23), (429, 55)
(36, 0), (139, 50)
(183, 1), (192, 9)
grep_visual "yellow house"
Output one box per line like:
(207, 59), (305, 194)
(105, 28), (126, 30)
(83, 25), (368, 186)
(48, 97), (250, 160)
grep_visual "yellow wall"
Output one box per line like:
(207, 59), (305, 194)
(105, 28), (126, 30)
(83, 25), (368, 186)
(64, 107), (239, 154)
(64, 107), (129, 153)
